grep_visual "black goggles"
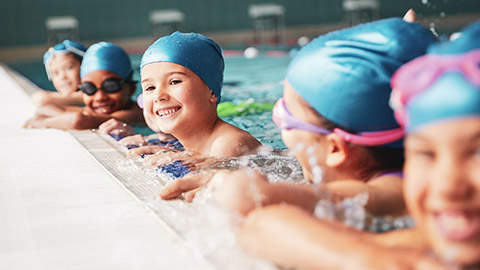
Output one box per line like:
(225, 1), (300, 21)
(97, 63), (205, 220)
(78, 78), (128, 96)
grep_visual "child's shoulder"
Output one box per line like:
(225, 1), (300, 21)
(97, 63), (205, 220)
(210, 121), (261, 157)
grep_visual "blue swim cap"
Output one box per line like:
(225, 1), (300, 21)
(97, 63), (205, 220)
(43, 40), (86, 80)
(140, 32), (224, 103)
(428, 20), (480, 55)
(391, 20), (480, 133)
(81, 42), (133, 79)
(286, 18), (436, 133)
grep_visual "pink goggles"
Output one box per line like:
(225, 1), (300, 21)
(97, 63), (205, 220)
(391, 49), (480, 121)
(272, 97), (403, 146)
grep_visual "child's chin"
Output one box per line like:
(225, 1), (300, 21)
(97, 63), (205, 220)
(432, 239), (480, 267)
(94, 107), (114, 114)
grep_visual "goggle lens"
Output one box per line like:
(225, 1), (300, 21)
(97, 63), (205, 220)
(78, 78), (125, 96)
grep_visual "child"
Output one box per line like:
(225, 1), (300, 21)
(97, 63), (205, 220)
(238, 20), (480, 270)
(132, 32), (261, 158)
(160, 18), (436, 217)
(24, 42), (144, 130)
(31, 40), (86, 107)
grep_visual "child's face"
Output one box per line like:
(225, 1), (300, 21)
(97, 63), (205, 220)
(49, 53), (81, 95)
(404, 118), (480, 266)
(281, 83), (328, 182)
(140, 62), (217, 135)
(81, 70), (133, 115)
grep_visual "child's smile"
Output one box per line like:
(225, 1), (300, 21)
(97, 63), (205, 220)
(155, 105), (182, 118)
(432, 210), (480, 241)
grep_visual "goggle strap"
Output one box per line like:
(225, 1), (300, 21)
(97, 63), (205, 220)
(334, 128), (404, 146)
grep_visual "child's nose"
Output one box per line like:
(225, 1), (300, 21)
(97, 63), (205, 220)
(58, 70), (67, 79)
(433, 157), (472, 200)
(153, 87), (170, 102)
(93, 89), (108, 100)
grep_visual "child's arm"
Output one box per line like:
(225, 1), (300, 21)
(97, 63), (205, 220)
(239, 205), (444, 270)
(31, 90), (84, 107)
(208, 169), (318, 215)
(34, 103), (68, 117)
(162, 168), (404, 217)
(208, 121), (262, 158)
(209, 134), (261, 157)
(326, 176), (406, 216)
(24, 110), (111, 130)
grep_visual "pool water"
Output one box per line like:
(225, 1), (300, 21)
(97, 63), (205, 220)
(8, 54), (291, 149)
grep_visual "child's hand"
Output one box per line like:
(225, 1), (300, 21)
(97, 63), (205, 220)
(209, 169), (269, 215)
(99, 118), (135, 137)
(127, 145), (171, 158)
(160, 171), (216, 201)
(144, 150), (187, 166)
(118, 134), (147, 147)
(23, 116), (47, 128)
(143, 150), (213, 167)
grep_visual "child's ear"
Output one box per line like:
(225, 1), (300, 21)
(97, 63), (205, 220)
(209, 92), (218, 103)
(325, 133), (349, 168)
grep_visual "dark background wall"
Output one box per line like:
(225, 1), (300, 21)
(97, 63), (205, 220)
(1, 0), (479, 48)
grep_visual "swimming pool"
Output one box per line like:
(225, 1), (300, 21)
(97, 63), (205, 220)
(7, 54), (291, 149)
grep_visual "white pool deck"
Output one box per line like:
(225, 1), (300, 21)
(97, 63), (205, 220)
(0, 65), (276, 270)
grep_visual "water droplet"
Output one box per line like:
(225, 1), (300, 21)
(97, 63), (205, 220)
(440, 11), (446, 17)
(422, 0), (428, 4)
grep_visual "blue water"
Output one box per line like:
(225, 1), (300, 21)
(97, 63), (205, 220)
(7, 54), (291, 149)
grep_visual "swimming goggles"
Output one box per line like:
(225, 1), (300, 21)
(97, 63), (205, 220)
(78, 78), (127, 96)
(47, 40), (85, 58)
(272, 97), (403, 146)
(391, 49), (480, 111)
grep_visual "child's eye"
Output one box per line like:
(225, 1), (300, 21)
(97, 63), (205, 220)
(170, 79), (182, 85)
(407, 147), (435, 162)
(143, 85), (155, 92)
(414, 150), (435, 160)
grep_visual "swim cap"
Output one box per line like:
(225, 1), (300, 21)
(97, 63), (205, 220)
(80, 42), (133, 79)
(140, 32), (224, 103)
(286, 18), (436, 133)
(391, 20), (480, 133)
(43, 40), (86, 80)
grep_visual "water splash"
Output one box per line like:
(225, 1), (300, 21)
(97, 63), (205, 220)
(314, 192), (415, 232)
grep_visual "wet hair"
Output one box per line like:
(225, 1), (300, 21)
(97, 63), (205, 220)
(317, 113), (404, 181)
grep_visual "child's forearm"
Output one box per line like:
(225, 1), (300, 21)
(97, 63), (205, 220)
(35, 104), (66, 117)
(326, 178), (406, 216)
(239, 205), (437, 270)
(239, 205), (375, 270)
(37, 111), (108, 130)
(262, 182), (319, 213)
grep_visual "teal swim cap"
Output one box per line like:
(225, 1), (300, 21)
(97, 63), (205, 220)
(43, 40), (86, 80)
(286, 18), (436, 133)
(140, 32), (224, 103)
(81, 42), (133, 79)
(391, 20), (480, 133)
